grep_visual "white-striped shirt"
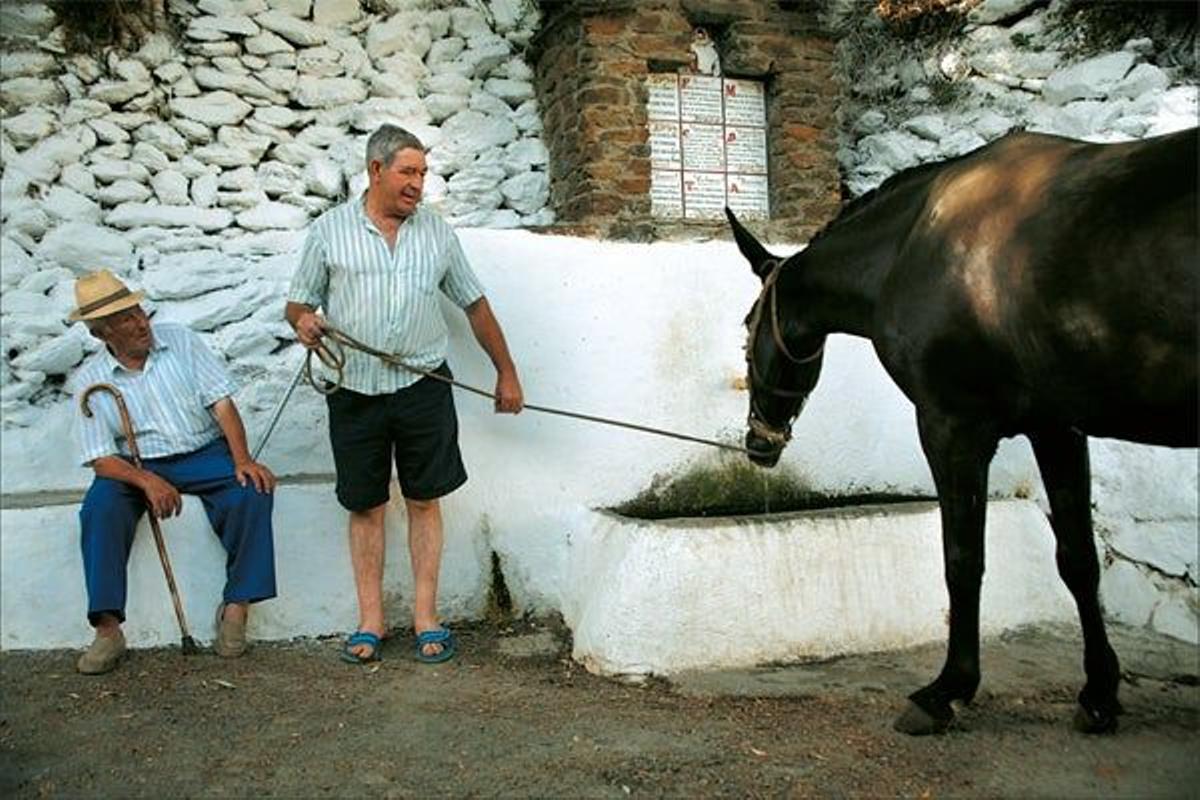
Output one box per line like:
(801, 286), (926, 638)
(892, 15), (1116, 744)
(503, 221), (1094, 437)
(287, 198), (485, 395)
(71, 323), (238, 466)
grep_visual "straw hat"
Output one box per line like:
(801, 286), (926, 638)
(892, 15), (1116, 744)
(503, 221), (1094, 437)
(68, 269), (145, 322)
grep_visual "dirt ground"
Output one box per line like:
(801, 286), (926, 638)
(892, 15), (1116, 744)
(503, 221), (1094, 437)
(1, 618), (1196, 799)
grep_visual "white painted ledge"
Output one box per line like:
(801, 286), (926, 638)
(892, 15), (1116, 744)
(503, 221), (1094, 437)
(562, 499), (1078, 677)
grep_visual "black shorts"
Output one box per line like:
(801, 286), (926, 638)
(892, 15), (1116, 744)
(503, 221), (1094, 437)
(325, 363), (467, 511)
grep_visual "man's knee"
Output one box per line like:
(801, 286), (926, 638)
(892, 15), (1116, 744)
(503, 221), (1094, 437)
(229, 482), (274, 515)
(405, 497), (439, 516)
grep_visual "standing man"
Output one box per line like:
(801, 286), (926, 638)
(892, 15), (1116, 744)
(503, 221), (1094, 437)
(69, 269), (277, 674)
(286, 124), (523, 665)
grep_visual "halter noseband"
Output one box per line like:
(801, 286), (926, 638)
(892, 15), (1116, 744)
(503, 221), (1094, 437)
(745, 257), (824, 449)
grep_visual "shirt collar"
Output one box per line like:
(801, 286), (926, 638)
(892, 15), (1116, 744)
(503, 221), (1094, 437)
(102, 325), (168, 375)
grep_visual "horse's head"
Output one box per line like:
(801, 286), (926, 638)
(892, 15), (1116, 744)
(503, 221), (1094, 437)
(727, 208), (826, 468)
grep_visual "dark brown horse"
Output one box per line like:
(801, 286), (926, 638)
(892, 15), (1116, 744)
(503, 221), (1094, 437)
(728, 127), (1198, 735)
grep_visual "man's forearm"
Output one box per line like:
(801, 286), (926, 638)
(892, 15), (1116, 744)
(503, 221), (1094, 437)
(211, 397), (254, 464)
(465, 297), (516, 375)
(92, 455), (154, 491)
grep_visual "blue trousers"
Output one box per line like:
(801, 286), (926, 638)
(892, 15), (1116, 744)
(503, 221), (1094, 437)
(79, 439), (276, 626)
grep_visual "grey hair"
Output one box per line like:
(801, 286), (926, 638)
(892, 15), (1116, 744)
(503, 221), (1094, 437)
(365, 124), (425, 167)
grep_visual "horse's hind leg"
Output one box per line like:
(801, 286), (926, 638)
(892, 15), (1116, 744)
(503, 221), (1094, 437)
(1030, 427), (1121, 733)
(895, 412), (997, 735)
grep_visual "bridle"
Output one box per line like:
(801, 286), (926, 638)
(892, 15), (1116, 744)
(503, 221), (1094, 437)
(745, 257), (824, 449)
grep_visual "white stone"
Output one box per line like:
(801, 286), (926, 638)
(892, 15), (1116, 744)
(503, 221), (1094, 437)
(131, 142), (171, 172)
(96, 179), (152, 208)
(5, 202), (51, 241)
(106, 203), (234, 232)
(456, 36), (512, 79)
(142, 249), (246, 300)
(27, 126), (96, 168)
(126, 227), (212, 254)
(86, 117), (131, 144)
(482, 77), (534, 105)
(2, 109), (58, 148)
(302, 157), (344, 198)
(88, 79), (153, 105)
(257, 161), (305, 195)
(422, 72), (473, 96)
(1043, 51), (1135, 105)
(58, 164), (97, 199)
(901, 114), (949, 142)
(365, 13), (431, 60)
(349, 96), (431, 132)
(0, 237), (37, 288)
(0, 50), (57, 80)
(254, 106), (300, 129)
(1111, 62), (1170, 100)
(41, 186), (101, 225)
(0, 77), (66, 107)
(192, 65), (280, 101)
(296, 45), (346, 77)
(267, 0), (313, 17)
(217, 126), (272, 159)
(424, 92), (469, 123)
(89, 160), (151, 184)
(219, 189), (270, 211)
(12, 329), (85, 375)
(199, 0), (270, 14)
(171, 117), (216, 145)
(156, 279), (275, 331)
(440, 109), (517, 157)
(236, 200), (310, 230)
(426, 37), (465, 66)
(61, 99), (111, 126)
(499, 171), (547, 215)
(150, 170), (191, 205)
(511, 99), (541, 133)
(188, 14), (261, 37)
(498, 57), (533, 82)
(245, 30), (294, 55)
(193, 143), (261, 168)
(271, 141), (324, 166)
(312, 0), (361, 28)
(219, 229), (305, 256)
(294, 124), (342, 148)
(170, 91), (255, 127)
(449, 7), (491, 39)
(328, 35), (370, 78)
(937, 129), (988, 158)
(291, 75), (368, 108)
(191, 172), (220, 208)
(469, 90), (511, 118)
(134, 122), (190, 159)
(370, 53), (427, 95)
(1100, 558), (1159, 628)
(254, 10), (329, 46)
(501, 138), (547, 174)
(1152, 591), (1198, 644)
(218, 166), (258, 190)
(258, 67), (299, 94)
(243, 118), (292, 144)
(965, 108), (1016, 140)
(34, 223), (134, 273)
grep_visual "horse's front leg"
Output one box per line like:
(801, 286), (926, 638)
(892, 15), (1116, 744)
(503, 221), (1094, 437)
(894, 411), (998, 735)
(1030, 427), (1121, 733)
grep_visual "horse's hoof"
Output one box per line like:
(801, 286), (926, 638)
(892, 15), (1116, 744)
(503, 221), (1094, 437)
(1073, 703), (1119, 734)
(893, 701), (952, 736)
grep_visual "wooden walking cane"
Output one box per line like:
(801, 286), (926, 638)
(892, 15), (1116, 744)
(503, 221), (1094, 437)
(80, 383), (200, 655)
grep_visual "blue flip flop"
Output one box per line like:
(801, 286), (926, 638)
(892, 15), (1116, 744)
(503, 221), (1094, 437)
(341, 631), (382, 664)
(415, 627), (456, 664)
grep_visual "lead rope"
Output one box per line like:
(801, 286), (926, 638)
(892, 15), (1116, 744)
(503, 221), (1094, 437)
(303, 324), (750, 455)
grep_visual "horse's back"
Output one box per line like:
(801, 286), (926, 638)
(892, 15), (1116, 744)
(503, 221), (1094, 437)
(885, 129), (1198, 446)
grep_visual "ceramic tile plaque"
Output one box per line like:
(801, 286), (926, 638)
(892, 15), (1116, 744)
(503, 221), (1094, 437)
(646, 73), (769, 220)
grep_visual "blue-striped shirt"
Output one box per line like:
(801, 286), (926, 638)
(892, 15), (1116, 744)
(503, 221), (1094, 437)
(287, 197), (485, 395)
(71, 322), (238, 465)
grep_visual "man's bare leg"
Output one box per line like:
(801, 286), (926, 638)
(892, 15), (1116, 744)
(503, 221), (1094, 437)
(348, 503), (388, 659)
(406, 498), (445, 658)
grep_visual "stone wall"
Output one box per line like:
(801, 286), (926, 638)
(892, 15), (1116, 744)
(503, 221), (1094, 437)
(530, 0), (842, 240)
(1, 0), (550, 427)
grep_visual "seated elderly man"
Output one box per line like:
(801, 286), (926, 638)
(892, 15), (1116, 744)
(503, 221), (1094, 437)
(68, 269), (277, 674)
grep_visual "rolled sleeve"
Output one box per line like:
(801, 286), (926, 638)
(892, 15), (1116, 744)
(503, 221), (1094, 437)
(183, 328), (238, 407)
(439, 233), (485, 309)
(288, 226), (330, 309)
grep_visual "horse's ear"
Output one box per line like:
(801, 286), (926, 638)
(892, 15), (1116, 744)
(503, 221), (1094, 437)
(725, 207), (776, 280)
